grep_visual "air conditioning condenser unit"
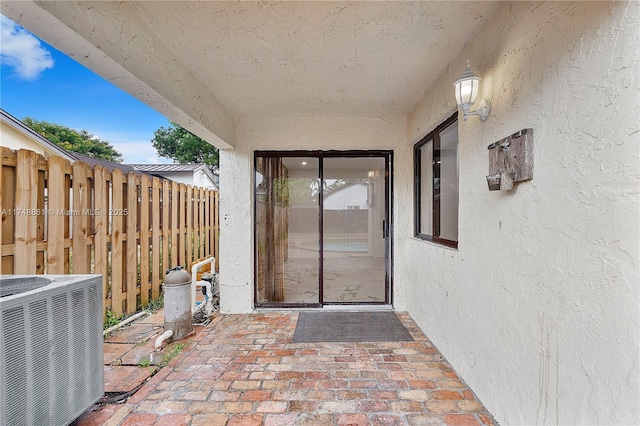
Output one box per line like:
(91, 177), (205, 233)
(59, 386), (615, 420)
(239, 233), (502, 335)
(1, 275), (104, 425)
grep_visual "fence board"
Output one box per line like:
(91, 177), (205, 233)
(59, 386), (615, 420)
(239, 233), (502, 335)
(171, 181), (179, 268)
(201, 187), (207, 261)
(178, 183), (186, 267)
(14, 150), (39, 274)
(213, 191), (219, 269)
(0, 148), (15, 273)
(46, 156), (67, 274)
(201, 187), (207, 260)
(210, 191), (214, 268)
(208, 191), (213, 265)
(93, 166), (109, 314)
(193, 187), (199, 260)
(152, 177), (161, 300)
(140, 174), (150, 306)
(197, 187), (204, 260)
(204, 188), (210, 256)
(111, 169), (125, 316)
(126, 172), (138, 313)
(162, 179), (170, 281)
(72, 161), (91, 273)
(213, 190), (218, 259)
(36, 168), (45, 274)
(186, 185), (193, 266)
(64, 173), (71, 274)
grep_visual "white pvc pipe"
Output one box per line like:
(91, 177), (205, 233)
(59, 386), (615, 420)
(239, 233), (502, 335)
(199, 281), (213, 316)
(154, 329), (174, 351)
(103, 310), (149, 336)
(191, 257), (215, 311)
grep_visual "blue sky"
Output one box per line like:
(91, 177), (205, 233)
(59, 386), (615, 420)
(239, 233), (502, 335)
(0, 15), (172, 164)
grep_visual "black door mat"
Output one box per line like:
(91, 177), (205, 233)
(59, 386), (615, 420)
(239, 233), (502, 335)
(292, 311), (414, 343)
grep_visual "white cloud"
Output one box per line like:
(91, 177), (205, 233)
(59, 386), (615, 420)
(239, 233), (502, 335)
(1, 15), (54, 80)
(82, 129), (173, 164)
(109, 140), (171, 164)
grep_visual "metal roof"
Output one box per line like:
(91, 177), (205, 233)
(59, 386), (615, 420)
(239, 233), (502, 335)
(128, 163), (207, 173)
(69, 152), (146, 175)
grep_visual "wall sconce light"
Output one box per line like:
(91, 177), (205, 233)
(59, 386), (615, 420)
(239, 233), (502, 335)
(367, 170), (376, 179)
(454, 60), (491, 121)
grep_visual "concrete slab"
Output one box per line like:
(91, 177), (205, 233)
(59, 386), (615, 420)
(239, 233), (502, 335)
(138, 310), (164, 325)
(104, 343), (135, 365)
(104, 365), (153, 393)
(104, 324), (162, 344)
(120, 340), (165, 366)
(74, 403), (129, 426)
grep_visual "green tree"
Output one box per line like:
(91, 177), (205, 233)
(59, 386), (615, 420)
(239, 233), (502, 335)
(151, 121), (218, 167)
(22, 117), (123, 162)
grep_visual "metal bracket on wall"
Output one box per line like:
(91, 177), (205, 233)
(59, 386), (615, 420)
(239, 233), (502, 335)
(486, 128), (533, 191)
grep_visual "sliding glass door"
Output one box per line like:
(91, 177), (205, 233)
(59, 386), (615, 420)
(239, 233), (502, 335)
(322, 157), (387, 303)
(255, 151), (391, 307)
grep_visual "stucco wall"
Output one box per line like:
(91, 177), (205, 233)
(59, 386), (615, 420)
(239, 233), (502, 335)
(0, 124), (47, 155)
(156, 172), (193, 186)
(193, 169), (217, 190)
(403, 1), (639, 424)
(219, 117), (407, 313)
(323, 184), (368, 211)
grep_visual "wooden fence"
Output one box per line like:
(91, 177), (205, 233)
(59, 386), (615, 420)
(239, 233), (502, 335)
(0, 148), (219, 317)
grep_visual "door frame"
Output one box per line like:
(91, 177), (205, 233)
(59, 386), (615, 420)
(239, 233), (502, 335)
(253, 150), (393, 308)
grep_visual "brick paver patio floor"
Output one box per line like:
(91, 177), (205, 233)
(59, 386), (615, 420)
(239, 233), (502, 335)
(80, 311), (497, 426)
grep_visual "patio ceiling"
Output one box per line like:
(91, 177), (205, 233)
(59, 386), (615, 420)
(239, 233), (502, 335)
(2, 1), (498, 149)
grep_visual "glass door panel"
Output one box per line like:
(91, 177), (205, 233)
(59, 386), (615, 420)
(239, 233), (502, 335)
(322, 157), (387, 303)
(255, 156), (320, 305)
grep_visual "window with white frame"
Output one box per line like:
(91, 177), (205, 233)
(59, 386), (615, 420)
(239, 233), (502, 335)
(414, 113), (459, 248)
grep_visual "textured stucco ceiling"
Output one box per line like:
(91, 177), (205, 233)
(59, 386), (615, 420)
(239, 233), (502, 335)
(2, 1), (497, 146)
(130, 1), (496, 117)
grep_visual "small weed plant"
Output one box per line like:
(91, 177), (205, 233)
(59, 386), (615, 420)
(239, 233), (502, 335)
(141, 294), (164, 313)
(103, 309), (122, 331)
(158, 343), (185, 369)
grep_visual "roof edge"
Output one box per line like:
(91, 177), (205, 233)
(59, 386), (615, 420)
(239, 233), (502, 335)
(1, 108), (76, 162)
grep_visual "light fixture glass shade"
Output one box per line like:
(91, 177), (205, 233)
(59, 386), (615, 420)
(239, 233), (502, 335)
(453, 60), (481, 107)
(454, 76), (479, 106)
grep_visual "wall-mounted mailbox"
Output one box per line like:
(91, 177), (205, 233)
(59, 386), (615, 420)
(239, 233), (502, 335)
(486, 128), (533, 191)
